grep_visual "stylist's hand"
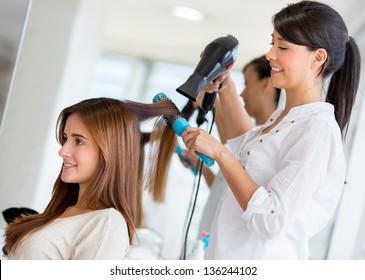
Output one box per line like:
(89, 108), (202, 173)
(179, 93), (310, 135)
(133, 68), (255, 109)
(205, 72), (232, 93)
(182, 127), (224, 160)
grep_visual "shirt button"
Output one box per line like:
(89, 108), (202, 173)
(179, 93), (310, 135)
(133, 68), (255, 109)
(247, 151), (250, 155)
(291, 120), (295, 123)
(259, 139), (263, 143)
(270, 118), (274, 121)
(275, 130), (279, 133)
(271, 210), (275, 214)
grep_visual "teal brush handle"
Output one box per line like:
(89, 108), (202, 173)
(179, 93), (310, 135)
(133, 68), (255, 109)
(153, 92), (215, 167)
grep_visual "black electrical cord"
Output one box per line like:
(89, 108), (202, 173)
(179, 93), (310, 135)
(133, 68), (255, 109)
(182, 119), (210, 232)
(181, 107), (216, 260)
(182, 163), (199, 233)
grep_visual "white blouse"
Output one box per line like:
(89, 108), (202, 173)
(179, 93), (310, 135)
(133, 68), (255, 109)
(205, 102), (346, 259)
(9, 208), (129, 260)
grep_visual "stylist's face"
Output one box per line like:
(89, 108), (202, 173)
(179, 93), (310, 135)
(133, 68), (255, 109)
(266, 30), (315, 92)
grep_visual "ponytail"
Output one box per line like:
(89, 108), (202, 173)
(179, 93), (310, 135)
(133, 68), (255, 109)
(326, 37), (361, 138)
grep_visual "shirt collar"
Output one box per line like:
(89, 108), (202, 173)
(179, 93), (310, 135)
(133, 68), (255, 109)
(264, 102), (334, 126)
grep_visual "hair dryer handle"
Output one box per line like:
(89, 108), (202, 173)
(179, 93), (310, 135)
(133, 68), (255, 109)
(201, 91), (217, 113)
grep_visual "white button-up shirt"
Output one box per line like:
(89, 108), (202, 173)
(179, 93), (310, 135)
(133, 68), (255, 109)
(205, 102), (346, 259)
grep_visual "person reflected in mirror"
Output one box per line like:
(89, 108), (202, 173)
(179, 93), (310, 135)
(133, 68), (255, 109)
(241, 55), (281, 126)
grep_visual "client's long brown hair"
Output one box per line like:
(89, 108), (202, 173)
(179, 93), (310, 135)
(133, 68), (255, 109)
(5, 97), (180, 254)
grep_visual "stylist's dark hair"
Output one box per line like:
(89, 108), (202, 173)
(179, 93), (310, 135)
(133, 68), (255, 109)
(273, 0), (361, 137)
(243, 55), (281, 106)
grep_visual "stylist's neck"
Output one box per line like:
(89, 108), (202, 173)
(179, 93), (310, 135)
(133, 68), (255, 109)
(285, 82), (323, 109)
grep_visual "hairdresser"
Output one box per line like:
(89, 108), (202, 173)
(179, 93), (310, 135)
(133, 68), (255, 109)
(179, 54), (281, 238)
(182, 1), (361, 259)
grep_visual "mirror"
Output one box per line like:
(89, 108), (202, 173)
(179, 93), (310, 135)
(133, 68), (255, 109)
(0, 0), (30, 129)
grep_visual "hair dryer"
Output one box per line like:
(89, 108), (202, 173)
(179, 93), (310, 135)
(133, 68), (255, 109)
(176, 35), (239, 102)
(153, 93), (215, 167)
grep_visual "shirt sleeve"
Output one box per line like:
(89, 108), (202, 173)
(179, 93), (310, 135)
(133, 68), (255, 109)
(72, 209), (130, 260)
(241, 118), (345, 239)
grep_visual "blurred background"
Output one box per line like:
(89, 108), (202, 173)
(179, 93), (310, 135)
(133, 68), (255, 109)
(0, 0), (364, 260)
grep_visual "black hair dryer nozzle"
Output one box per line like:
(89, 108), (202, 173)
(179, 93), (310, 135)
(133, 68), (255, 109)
(176, 35), (239, 101)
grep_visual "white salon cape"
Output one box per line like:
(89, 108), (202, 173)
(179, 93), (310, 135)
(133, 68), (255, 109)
(205, 102), (346, 259)
(9, 208), (129, 260)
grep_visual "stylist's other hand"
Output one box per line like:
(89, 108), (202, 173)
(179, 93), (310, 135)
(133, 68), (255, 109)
(182, 127), (224, 160)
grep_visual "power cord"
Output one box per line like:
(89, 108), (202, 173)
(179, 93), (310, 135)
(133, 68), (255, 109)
(181, 107), (216, 260)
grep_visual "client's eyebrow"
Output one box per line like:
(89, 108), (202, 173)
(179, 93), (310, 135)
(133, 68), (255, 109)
(71, 133), (88, 140)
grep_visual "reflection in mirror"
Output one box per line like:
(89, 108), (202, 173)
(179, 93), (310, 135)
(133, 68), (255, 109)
(0, 0), (31, 259)
(0, 0), (31, 130)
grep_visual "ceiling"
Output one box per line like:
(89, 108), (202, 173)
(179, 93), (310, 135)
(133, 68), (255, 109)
(100, 0), (365, 70)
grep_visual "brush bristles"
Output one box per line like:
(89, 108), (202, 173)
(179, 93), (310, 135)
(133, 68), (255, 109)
(165, 113), (183, 126)
(154, 93), (183, 126)
(155, 95), (171, 102)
